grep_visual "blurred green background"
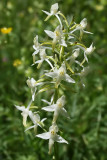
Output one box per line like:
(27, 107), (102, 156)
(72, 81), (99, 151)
(0, 0), (107, 160)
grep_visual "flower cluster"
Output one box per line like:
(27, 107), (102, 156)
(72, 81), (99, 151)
(15, 3), (95, 154)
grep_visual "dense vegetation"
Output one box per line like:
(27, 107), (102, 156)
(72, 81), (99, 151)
(0, 0), (107, 159)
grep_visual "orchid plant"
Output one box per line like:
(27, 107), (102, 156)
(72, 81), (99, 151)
(15, 3), (95, 158)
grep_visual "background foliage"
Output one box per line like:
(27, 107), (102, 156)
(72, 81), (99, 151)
(0, 0), (107, 160)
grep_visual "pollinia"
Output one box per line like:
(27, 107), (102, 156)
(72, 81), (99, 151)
(15, 3), (95, 155)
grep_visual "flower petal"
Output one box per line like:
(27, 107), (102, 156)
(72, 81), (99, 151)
(42, 105), (56, 112)
(60, 38), (67, 47)
(42, 10), (51, 16)
(64, 74), (75, 83)
(84, 52), (88, 62)
(83, 30), (93, 34)
(60, 108), (70, 119)
(51, 3), (58, 12)
(25, 125), (36, 132)
(36, 132), (50, 139)
(15, 105), (25, 111)
(55, 135), (68, 144)
(44, 30), (55, 39)
(34, 60), (43, 64)
(80, 18), (87, 29)
(70, 28), (79, 34)
(32, 49), (39, 55)
(55, 14), (62, 28)
(45, 59), (54, 70)
(45, 71), (58, 78)
(41, 118), (47, 122)
(42, 99), (50, 105)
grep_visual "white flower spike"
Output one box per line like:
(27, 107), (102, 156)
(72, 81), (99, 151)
(45, 63), (75, 87)
(15, 2), (95, 156)
(15, 100), (32, 127)
(36, 124), (68, 154)
(25, 113), (47, 134)
(42, 95), (69, 122)
(45, 26), (67, 50)
(42, 3), (62, 28)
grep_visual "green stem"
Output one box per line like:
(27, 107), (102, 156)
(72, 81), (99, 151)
(54, 88), (59, 103)
(54, 142), (59, 160)
(53, 88), (59, 159)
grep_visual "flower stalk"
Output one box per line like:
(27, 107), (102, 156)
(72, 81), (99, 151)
(15, 3), (95, 156)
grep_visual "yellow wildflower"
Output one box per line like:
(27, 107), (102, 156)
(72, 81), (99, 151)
(1, 27), (12, 34)
(13, 59), (22, 67)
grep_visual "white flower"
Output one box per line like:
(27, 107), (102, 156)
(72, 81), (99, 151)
(36, 124), (68, 154)
(42, 3), (62, 27)
(34, 49), (54, 69)
(85, 43), (95, 56)
(25, 113), (46, 134)
(15, 100), (32, 127)
(45, 26), (67, 49)
(80, 18), (87, 29)
(42, 95), (69, 122)
(70, 18), (93, 35)
(45, 63), (75, 87)
(32, 35), (41, 63)
(77, 43), (95, 62)
(27, 78), (43, 101)
(66, 48), (80, 63)
(32, 35), (51, 64)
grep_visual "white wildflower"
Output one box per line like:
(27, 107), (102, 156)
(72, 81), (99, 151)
(36, 124), (68, 154)
(27, 78), (44, 101)
(70, 18), (93, 35)
(32, 35), (41, 63)
(45, 63), (75, 87)
(25, 113), (46, 134)
(42, 95), (69, 122)
(15, 100), (32, 127)
(42, 3), (62, 28)
(85, 43), (95, 59)
(45, 26), (67, 49)
(34, 49), (54, 69)
(77, 43), (95, 62)
(32, 35), (51, 64)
